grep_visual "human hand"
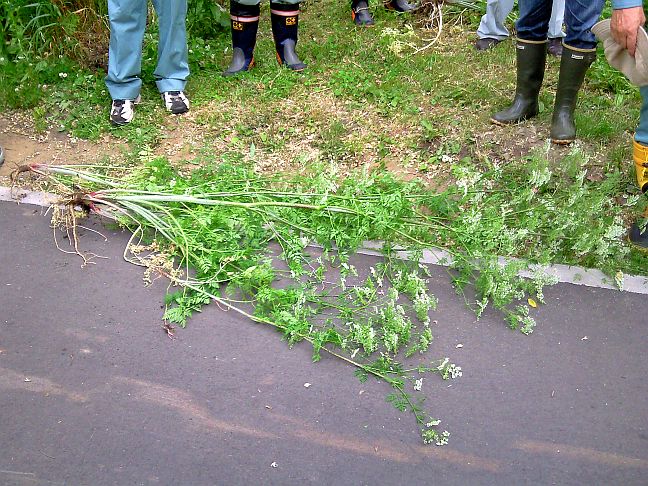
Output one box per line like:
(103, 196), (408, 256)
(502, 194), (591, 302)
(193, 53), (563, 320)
(611, 6), (646, 56)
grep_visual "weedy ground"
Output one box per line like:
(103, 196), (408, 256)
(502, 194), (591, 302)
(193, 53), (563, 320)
(3, 0), (646, 272)
(3, 0), (648, 445)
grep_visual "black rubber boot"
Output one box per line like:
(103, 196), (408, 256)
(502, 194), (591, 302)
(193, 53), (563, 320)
(270, 2), (307, 71)
(550, 45), (597, 144)
(384, 0), (418, 12)
(351, 0), (375, 26)
(629, 219), (648, 253)
(491, 40), (547, 125)
(223, 2), (260, 77)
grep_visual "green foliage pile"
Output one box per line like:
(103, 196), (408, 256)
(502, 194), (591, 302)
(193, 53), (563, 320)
(26, 143), (647, 442)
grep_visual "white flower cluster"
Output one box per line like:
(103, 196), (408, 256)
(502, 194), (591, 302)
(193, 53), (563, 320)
(435, 431), (450, 446)
(437, 358), (462, 380)
(421, 428), (450, 446)
(447, 364), (462, 379)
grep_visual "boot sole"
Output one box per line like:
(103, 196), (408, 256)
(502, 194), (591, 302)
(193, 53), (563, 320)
(551, 138), (574, 145)
(275, 52), (307, 71)
(489, 118), (509, 127)
(223, 59), (255, 77)
(490, 111), (538, 127)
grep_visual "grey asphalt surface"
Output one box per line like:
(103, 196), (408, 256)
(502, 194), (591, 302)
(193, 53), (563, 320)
(1, 200), (648, 486)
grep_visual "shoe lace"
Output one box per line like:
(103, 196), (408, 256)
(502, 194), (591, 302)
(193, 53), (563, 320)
(112, 100), (127, 115)
(166, 91), (183, 102)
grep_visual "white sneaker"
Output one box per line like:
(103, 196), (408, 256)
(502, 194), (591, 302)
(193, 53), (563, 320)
(110, 95), (141, 126)
(161, 91), (190, 115)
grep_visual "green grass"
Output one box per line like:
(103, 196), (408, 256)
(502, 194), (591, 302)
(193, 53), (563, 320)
(3, 0), (647, 275)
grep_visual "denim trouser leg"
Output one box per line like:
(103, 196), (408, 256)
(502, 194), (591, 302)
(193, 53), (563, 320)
(517, 0), (603, 49)
(516, 0), (552, 42)
(563, 0), (604, 50)
(153, 0), (189, 93)
(477, 0), (514, 40)
(548, 0), (565, 39)
(635, 86), (648, 146)
(106, 0), (148, 100)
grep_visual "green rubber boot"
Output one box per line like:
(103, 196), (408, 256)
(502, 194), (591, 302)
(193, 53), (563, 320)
(550, 45), (597, 144)
(491, 40), (547, 125)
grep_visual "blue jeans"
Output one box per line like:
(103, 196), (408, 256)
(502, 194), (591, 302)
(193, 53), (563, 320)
(516, 0), (604, 50)
(106, 0), (189, 100)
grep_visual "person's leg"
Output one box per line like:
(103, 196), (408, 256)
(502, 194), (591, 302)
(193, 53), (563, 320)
(547, 0), (565, 56)
(152, 0), (189, 94)
(475, 0), (515, 50)
(561, 0), (603, 51)
(490, 0), (550, 124)
(633, 85), (648, 193)
(477, 0), (514, 40)
(270, 0), (306, 71)
(223, 0), (261, 76)
(548, 0), (565, 38)
(105, 0), (147, 101)
(516, 0), (552, 42)
(549, 0), (605, 143)
(629, 86), (648, 249)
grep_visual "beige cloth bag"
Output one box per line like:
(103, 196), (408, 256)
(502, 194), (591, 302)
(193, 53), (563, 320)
(592, 18), (648, 87)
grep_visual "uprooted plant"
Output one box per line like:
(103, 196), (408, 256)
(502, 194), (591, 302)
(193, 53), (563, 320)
(13, 149), (640, 443)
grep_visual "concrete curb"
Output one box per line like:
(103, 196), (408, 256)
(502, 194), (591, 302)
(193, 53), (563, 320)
(2, 186), (647, 295)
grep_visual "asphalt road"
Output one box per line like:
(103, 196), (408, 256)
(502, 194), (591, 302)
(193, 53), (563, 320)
(1, 200), (647, 486)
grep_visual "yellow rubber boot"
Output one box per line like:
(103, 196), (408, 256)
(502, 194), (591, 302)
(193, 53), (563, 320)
(633, 139), (648, 193)
(629, 140), (648, 252)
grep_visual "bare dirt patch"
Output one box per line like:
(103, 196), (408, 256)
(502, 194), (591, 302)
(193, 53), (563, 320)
(0, 112), (112, 180)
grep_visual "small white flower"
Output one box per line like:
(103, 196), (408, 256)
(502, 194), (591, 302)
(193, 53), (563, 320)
(449, 365), (462, 379)
(414, 378), (423, 391)
(58, 72), (68, 78)
(436, 430), (450, 446)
